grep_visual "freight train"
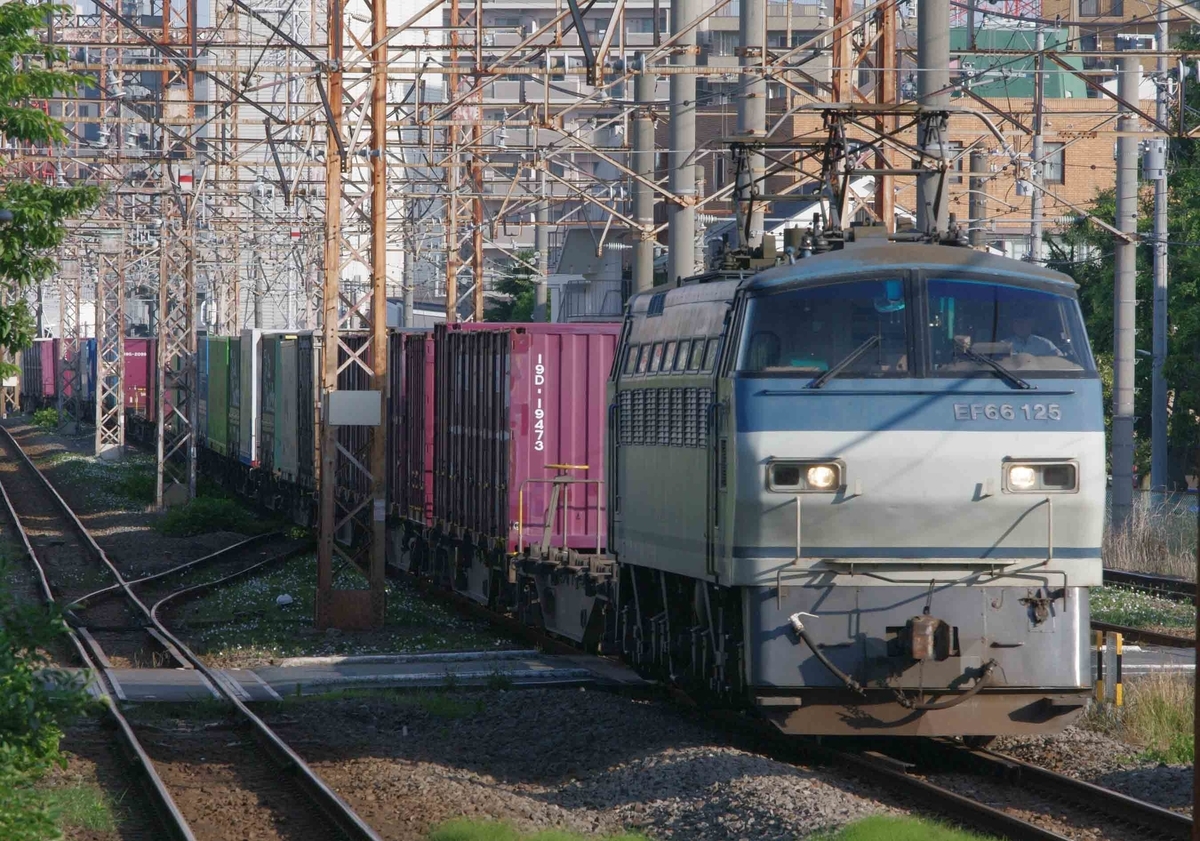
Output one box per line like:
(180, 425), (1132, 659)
(29, 234), (1103, 739)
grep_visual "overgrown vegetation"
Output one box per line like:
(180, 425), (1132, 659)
(1102, 492), (1197, 577)
(1089, 585), (1194, 632)
(0, 557), (95, 841)
(428, 821), (650, 841)
(30, 408), (58, 430)
(155, 496), (266, 537)
(1084, 673), (1194, 765)
(810, 816), (1000, 841)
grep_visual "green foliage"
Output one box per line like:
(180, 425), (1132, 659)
(0, 3), (101, 377)
(486, 250), (545, 322)
(428, 821), (651, 841)
(30, 408), (57, 430)
(155, 497), (264, 537)
(0, 553), (95, 841)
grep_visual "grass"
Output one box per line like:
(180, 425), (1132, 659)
(810, 816), (1000, 841)
(171, 552), (512, 664)
(1104, 491), (1197, 578)
(38, 783), (117, 833)
(1083, 672), (1194, 765)
(1089, 585), (1195, 631)
(428, 821), (651, 841)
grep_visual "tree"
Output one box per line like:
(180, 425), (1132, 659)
(1046, 95), (1200, 489)
(486, 250), (545, 322)
(0, 1), (101, 375)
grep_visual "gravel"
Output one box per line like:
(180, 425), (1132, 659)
(265, 688), (899, 840)
(995, 726), (1193, 816)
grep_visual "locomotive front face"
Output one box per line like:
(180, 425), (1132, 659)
(726, 270), (1103, 736)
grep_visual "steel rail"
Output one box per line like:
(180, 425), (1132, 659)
(0, 431), (197, 841)
(1092, 620), (1195, 649)
(0, 424), (382, 841)
(1102, 568), (1196, 602)
(68, 532), (285, 608)
(955, 745), (1192, 839)
(829, 748), (1074, 841)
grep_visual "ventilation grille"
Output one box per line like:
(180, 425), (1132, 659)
(617, 388), (710, 448)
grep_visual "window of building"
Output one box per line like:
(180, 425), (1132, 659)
(1080, 0), (1098, 15)
(1109, 0), (1123, 15)
(715, 155), (727, 189)
(947, 141), (965, 185)
(1043, 142), (1065, 185)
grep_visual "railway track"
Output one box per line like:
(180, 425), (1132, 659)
(0, 424), (381, 841)
(1092, 619), (1195, 649)
(1102, 569), (1196, 602)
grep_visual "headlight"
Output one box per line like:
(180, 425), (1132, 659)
(807, 465), (838, 489)
(1003, 460), (1079, 493)
(1008, 465), (1037, 490)
(768, 460), (844, 493)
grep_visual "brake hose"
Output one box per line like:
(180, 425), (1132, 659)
(788, 614), (866, 696)
(893, 658), (999, 711)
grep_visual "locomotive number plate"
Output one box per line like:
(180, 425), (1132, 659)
(952, 403), (1062, 422)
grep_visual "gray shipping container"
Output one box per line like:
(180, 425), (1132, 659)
(277, 339), (300, 482)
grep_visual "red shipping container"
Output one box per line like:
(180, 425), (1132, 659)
(397, 331), (435, 525)
(123, 339), (156, 421)
(39, 339), (55, 399)
(433, 323), (619, 554)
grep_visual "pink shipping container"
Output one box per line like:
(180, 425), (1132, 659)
(123, 339), (156, 420)
(433, 323), (619, 554)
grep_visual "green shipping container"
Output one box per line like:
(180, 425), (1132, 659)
(206, 337), (231, 455)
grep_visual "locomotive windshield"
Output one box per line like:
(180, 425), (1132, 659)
(737, 276), (1095, 378)
(928, 279), (1095, 375)
(738, 279), (910, 376)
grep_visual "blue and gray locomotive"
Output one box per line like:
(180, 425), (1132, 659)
(609, 233), (1102, 738)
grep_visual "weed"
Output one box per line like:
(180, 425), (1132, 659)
(1083, 673), (1194, 764)
(1104, 492), (1197, 578)
(810, 815), (1000, 841)
(156, 497), (264, 537)
(38, 783), (116, 833)
(30, 408), (58, 430)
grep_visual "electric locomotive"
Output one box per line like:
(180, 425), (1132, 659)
(609, 230), (1102, 737)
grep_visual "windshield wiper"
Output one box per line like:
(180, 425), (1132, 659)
(807, 335), (881, 389)
(957, 345), (1035, 390)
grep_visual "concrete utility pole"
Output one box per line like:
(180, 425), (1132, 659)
(1029, 29), (1045, 263)
(633, 63), (656, 293)
(1151, 4), (1170, 490)
(916, 0), (950, 236)
(737, 0), (766, 250)
(1112, 56), (1140, 528)
(968, 149), (988, 248)
(666, 0), (697, 284)
(535, 169), (550, 320)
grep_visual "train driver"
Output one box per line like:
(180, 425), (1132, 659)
(1002, 312), (1063, 357)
